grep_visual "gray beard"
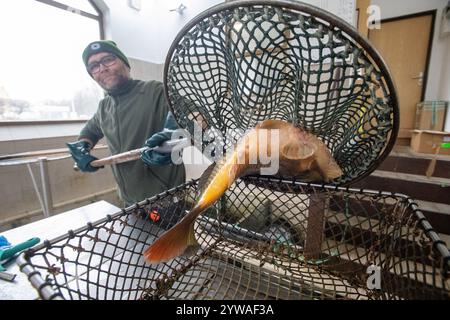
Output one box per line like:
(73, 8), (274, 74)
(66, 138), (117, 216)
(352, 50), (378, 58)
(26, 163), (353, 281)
(105, 77), (134, 97)
(101, 74), (129, 92)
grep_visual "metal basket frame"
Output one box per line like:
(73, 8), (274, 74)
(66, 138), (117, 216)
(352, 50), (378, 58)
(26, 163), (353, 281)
(17, 178), (449, 300)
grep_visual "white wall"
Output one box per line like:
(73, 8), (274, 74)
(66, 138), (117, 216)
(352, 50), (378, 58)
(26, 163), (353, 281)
(372, 0), (450, 130)
(97, 0), (223, 63)
(94, 0), (357, 63)
(90, 1), (450, 102)
(93, 0), (449, 129)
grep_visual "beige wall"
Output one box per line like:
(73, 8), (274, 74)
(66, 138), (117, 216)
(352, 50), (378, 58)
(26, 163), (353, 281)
(129, 57), (164, 82)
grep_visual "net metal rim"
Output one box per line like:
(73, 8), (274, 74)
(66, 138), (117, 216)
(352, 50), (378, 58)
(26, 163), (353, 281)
(163, 0), (400, 186)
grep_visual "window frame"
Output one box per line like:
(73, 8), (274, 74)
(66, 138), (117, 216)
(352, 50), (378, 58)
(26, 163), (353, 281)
(0, 0), (104, 125)
(35, 0), (104, 39)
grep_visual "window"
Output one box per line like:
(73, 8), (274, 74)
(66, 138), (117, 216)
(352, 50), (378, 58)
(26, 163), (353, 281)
(0, 0), (103, 121)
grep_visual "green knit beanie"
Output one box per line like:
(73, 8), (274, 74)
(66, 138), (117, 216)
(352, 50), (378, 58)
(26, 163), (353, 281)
(82, 40), (130, 70)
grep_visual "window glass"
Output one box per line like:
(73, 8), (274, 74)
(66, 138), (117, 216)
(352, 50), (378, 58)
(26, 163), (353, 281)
(0, 0), (103, 121)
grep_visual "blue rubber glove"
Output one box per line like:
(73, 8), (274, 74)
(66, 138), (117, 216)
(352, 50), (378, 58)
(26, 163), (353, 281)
(66, 140), (101, 172)
(0, 235), (11, 249)
(141, 112), (178, 166)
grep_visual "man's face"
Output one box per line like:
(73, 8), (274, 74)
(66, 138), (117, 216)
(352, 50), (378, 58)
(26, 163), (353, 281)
(87, 52), (130, 91)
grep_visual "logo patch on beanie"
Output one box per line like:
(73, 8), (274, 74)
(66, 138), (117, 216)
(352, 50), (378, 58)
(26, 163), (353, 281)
(91, 43), (101, 50)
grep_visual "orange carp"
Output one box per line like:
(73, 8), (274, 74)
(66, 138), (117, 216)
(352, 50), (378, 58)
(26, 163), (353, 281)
(143, 119), (342, 263)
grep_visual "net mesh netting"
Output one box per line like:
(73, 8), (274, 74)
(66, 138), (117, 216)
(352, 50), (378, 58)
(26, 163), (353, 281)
(19, 178), (449, 300)
(164, 0), (398, 185)
(18, 1), (449, 300)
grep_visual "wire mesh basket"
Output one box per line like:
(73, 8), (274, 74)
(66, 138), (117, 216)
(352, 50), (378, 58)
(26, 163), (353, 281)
(164, 0), (399, 186)
(16, 0), (448, 301)
(18, 177), (450, 300)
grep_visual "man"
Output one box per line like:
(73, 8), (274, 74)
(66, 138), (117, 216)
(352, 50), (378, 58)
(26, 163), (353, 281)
(67, 40), (185, 206)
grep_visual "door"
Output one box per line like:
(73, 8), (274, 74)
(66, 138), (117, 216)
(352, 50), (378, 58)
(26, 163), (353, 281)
(368, 12), (435, 141)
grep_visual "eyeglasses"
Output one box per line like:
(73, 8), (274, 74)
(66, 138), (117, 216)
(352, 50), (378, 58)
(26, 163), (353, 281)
(87, 54), (118, 74)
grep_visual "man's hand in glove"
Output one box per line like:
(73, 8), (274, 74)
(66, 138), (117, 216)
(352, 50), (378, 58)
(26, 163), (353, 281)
(66, 140), (101, 172)
(141, 112), (178, 166)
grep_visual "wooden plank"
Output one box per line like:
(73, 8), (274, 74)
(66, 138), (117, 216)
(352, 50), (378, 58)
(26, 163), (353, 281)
(352, 174), (450, 205)
(378, 156), (450, 179)
(304, 193), (326, 260)
(329, 194), (450, 236)
(371, 170), (450, 186)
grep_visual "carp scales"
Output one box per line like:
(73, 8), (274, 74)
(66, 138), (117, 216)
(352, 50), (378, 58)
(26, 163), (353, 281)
(143, 119), (342, 263)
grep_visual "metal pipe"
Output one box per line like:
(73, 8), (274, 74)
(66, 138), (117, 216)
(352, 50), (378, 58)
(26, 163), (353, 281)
(26, 163), (46, 217)
(88, 138), (189, 168)
(0, 145), (108, 161)
(38, 158), (52, 217)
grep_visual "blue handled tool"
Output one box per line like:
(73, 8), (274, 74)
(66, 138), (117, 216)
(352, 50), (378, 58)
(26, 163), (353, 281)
(0, 237), (40, 264)
(0, 237), (40, 280)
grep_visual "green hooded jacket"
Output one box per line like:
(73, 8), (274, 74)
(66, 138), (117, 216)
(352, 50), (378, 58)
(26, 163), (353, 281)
(79, 79), (186, 205)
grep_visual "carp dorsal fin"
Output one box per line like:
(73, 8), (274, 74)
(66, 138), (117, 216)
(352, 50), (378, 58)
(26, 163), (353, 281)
(197, 161), (217, 194)
(282, 141), (317, 160)
(197, 156), (231, 194)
